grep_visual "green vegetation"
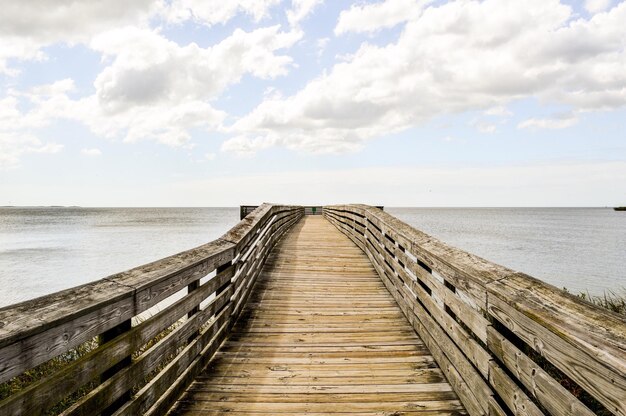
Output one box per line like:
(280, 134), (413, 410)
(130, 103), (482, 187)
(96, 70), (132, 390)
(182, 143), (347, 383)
(0, 338), (99, 415)
(579, 291), (626, 316)
(0, 317), (183, 415)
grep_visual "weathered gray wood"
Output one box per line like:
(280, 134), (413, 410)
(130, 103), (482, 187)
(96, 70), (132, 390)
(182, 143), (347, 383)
(0, 282), (135, 383)
(373, 231), (492, 378)
(99, 318), (132, 415)
(487, 293), (626, 416)
(61, 285), (235, 416)
(0, 266), (236, 416)
(366, 239), (492, 415)
(125, 240), (234, 313)
(487, 326), (595, 416)
(325, 204), (626, 416)
(0, 204), (303, 416)
(114, 304), (233, 416)
(168, 216), (463, 416)
(488, 363), (544, 416)
(380, 230), (490, 343)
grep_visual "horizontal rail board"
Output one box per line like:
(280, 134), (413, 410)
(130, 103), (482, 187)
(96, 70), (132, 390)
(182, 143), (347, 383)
(324, 204), (626, 416)
(167, 216), (463, 416)
(0, 203), (304, 416)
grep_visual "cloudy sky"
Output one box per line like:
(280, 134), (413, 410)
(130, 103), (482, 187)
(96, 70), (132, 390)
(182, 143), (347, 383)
(1, 0), (625, 206)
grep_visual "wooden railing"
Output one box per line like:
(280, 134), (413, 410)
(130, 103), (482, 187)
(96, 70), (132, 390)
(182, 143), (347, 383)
(240, 205), (328, 219)
(324, 204), (626, 416)
(0, 204), (303, 416)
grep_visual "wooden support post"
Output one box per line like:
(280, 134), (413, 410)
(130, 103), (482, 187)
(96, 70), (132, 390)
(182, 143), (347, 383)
(99, 319), (132, 416)
(187, 278), (201, 344)
(215, 261), (233, 317)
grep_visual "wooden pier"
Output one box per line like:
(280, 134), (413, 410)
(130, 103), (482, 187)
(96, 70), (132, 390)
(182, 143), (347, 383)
(169, 216), (463, 415)
(0, 204), (625, 416)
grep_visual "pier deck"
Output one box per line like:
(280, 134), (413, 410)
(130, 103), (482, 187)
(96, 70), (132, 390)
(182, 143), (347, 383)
(169, 216), (466, 415)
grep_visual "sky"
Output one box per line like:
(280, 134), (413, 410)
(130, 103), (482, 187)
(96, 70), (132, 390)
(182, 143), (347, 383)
(1, 0), (625, 207)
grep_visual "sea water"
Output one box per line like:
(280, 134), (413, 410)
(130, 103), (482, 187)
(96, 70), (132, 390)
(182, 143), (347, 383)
(0, 207), (624, 307)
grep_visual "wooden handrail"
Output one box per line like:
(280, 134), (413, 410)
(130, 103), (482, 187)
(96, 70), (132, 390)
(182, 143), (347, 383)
(0, 204), (304, 416)
(324, 204), (626, 416)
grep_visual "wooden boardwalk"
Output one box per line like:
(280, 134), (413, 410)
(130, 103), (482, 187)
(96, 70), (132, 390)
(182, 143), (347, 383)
(169, 216), (466, 415)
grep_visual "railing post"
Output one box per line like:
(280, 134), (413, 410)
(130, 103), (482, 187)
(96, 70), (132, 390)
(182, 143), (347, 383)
(99, 318), (132, 415)
(187, 278), (201, 344)
(215, 261), (233, 317)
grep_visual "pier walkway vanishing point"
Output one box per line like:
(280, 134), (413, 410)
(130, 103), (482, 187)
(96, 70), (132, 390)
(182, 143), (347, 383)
(0, 204), (624, 416)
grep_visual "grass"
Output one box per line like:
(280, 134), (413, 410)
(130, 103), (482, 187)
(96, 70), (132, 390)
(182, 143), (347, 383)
(0, 315), (184, 415)
(0, 338), (99, 415)
(578, 290), (626, 316)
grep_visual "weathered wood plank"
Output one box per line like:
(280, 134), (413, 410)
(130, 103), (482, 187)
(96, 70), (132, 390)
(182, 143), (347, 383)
(326, 204), (626, 416)
(61, 285), (234, 416)
(0, 281), (135, 384)
(169, 216), (464, 415)
(487, 326), (594, 416)
(488, 362), (544, 416)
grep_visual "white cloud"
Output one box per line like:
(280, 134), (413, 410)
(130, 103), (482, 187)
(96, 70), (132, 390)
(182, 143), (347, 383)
(585, 0), (613, 13)
(221, 134), (279, 157)
(29, 79), (76, 97)
(473, 122), (498, 134)
(205, 152), (216, 161)
(0, 0), (157, 74)
(316, 37), (330, 56)
(226, 0), (626, 155)
(518, 114), (579, 130)
(31, 143), (63, 154)
(0, 94), (64, 169)
(0, 0), (288, 74)
(163, 0), (281, 26)
(3, 30), (301, 165)
(81, 148), (102, 157)
(287, 0), (324, 26)
(0, 132), (63, 169)
(335, 0), (432, 35)
(90, 25), (301, 108)
(25, 25), (302, 148)
(484, 106), (512, 117)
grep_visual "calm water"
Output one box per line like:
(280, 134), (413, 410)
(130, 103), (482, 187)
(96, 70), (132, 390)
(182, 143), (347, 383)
(0, 207), (238, 307)
(387, 208), (626, 296)
(0, 207), (624, 307)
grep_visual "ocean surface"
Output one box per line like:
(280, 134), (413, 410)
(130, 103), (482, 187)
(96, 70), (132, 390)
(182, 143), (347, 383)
(0, 207), (624, 307)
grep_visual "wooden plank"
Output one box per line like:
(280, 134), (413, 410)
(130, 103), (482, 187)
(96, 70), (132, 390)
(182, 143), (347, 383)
(113, 304), (233, 416)
(0, 266), (236, 416)
(180, 391), (459, 404)
(171, 400), (465, 413)
(487, 326), (594, 416)
(365, 241), (487, 416)
(171, 412), (465, 416)
(169, 216), (464, 415)
(327, 204), (626, 416)
(61, 285), (234, 416)
(0, 280), (134, 384)
(487, 293), (626, 416)
(488, 363), (544, 416)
